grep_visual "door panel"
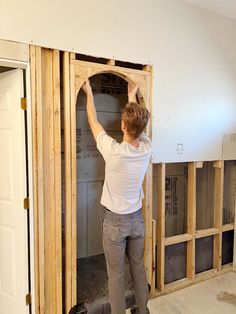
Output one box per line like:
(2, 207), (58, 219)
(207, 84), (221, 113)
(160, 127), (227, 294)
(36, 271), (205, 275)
(0, 69), (28, 314)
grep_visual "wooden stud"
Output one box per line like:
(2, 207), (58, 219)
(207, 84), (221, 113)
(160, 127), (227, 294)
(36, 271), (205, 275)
(70, 52), (76, 60)
(156, 163), (165, 292)
(196, 161), (203, 168)
(213, 161), (224, 271)
(43, 48), (56, 312)
(213, 160), (223, 168)
(165, 234), (193, 246)
(187, 162), (196, 281)
(30, 45), (41, 314)
(52, 49), (62, 313)
(70, 52), (77, 307)
(233, 192), (236, 272)
(151, 219), (156, 296)
(143, 64), (152, 72)
(35, 46), (45, 314)
(107, 59), (115, 66)
(64, 51), (73, 313)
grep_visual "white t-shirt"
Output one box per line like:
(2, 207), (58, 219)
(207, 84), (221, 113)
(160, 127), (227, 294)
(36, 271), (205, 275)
(97, 131), (152, 214)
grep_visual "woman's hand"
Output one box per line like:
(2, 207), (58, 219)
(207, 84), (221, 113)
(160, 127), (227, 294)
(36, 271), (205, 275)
(81, 79), (92, 95)
(128, 81), (139, 102)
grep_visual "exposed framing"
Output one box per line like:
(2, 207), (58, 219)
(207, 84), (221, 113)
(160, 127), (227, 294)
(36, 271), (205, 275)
(155, 160), (236, 296)
(30, 46), (62, 314)
(29, 44), (236, 312)
(63, 54), (155, 312)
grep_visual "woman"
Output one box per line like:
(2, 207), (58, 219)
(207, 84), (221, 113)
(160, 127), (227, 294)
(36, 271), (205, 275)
(82, 79), (151, 314)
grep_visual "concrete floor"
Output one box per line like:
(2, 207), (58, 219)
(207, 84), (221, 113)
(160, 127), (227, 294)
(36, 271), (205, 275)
(127, 271), (236, 314)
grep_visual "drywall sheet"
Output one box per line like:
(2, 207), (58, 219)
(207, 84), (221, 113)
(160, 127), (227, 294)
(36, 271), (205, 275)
(196, 162), (215, 230)
(223, 161), (236, 225)
(153, 163), (187, 237)
(1, 0), (236, 162)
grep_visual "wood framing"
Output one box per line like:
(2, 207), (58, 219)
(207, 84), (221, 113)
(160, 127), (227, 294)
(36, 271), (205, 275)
(156, 163), (165, 292)
(30, 46), (62, 314)
(154, 160), (235, 295)
(63, 56), (154, 311)
(213, 161), (224, 271)
(234, 192), (236, 271)
(187, 162), (196, 281)
(29, 46), (235, 311)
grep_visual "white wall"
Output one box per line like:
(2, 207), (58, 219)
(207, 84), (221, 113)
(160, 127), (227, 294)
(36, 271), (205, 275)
(1, 0), (236, 162)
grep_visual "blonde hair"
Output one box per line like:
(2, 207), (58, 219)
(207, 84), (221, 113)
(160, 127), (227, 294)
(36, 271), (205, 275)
(122, 102), (150, 138)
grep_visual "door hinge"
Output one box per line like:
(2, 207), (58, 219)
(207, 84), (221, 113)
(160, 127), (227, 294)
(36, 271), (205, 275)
(24, 197), (30, 210)
(21, 97), (27, 110)
(26, 292), (31, 305)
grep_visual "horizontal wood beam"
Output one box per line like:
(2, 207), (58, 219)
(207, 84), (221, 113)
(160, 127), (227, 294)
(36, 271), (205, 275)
(222, 223), (234, 232)
(195, 228), (220, 239)
(165, 233), (193, 246)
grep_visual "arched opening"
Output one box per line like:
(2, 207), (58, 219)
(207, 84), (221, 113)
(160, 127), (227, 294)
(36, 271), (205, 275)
(75, 73), (135, 311)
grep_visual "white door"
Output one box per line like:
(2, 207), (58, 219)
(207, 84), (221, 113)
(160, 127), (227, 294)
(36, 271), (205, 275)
(0, 69), (29, 313)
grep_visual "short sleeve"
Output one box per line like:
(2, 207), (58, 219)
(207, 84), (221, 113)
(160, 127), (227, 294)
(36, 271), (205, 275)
(96, 131), (116, 161)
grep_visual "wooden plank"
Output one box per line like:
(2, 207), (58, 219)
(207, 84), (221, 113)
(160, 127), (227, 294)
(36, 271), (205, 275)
(107, 59), (115, 66)
(187, 162), (196, 281)
(213, 160), (223, 168)
(43, 48), (57, 313)
(52, 49), (62, 313)
(64, 51), (73, 313)
(151, 219), (156, 296)
(233, 192), (236, 272)
(213, 161), (224, 271)
(222, 223), (234, 232)
(35, 46), (45, 314)
(195, 228), (220, 239)
(196, 161), (203, 168)
(72, 59), (150, 76)
(30, 45), (40, 314)
(70, 52), (76, 60)
(70, 52), (77, 307)
(142, 64), (152, 72)
(142, 70), (153, 288)
(157, 163), (165, 292)
(165, 234), (193, 246)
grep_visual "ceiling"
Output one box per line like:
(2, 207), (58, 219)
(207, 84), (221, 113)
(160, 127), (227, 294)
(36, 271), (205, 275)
(181, 0), (236, 20)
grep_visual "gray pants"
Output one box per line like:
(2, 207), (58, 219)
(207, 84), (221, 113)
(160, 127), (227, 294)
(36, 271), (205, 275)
(103, 208), (149, 314)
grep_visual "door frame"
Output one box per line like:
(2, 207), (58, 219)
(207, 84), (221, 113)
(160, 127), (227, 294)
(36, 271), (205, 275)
(0, 51), (35, 314)
(63, 53), (155, 313)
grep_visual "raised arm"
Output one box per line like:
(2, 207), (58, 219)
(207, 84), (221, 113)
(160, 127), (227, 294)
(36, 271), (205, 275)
(128, 81), (139, 102)
(81, 80), (104, 141)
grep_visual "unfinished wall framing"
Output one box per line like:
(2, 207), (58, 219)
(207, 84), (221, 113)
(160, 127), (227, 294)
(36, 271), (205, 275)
(63, 54), (154, 313)
(30, 46), (62, 314)
(30, 44), (236, 314)
(154, 160), (236, 295)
